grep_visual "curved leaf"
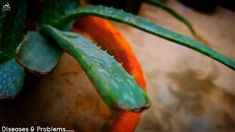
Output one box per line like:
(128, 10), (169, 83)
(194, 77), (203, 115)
(143, 0), (197, 36)
(51, 5), (235, 70)
(40, 25), (150, 112)
(73, 16), (146, 89)
(16, 31), (62, 75)
(0, 0), (28, 62)
(0, 59), (25, 99)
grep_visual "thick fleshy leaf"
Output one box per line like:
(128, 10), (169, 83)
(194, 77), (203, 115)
(52, 5), (235, 70)
(40, 25), (150, 112)
(0, 0), (28, 62)
(0, 59), (25, 99)
(33, 0), (80, 73)
(143, 0), (197, 36)
(16, 31), (62, 75)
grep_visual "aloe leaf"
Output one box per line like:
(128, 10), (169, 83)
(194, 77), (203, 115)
(0, 0), (28, 62)
(33, 0), (80, 73)
(143, 0), (197, 36)
(16, 31), (62, 75)
(0, 59), (25, 99)
(51, 5), (235, 70)
(40, 25), (150, 112)
(39, 0), (80, 30)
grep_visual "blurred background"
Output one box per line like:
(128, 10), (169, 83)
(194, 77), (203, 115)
(115, 0), (235, 131)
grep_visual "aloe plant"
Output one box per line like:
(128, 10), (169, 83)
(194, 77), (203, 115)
(0, 0), (235, 115)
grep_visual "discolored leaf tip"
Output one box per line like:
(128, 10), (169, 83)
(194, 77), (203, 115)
(15, 31), (62, 76)
(114, 100), (151, 113)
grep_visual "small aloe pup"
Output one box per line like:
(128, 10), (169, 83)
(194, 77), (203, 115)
(0, 0), (235, 131)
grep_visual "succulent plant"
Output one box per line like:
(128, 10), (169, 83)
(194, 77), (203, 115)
(0, 0), (234, 131)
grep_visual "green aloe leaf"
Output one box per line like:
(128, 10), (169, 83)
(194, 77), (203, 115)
(0, 0), (28, 62)
(51, 5), (235, 70)
(31, 0), (81, 73)
(16, 31), (62, 75)
(40, 25), (150, 112)
(143, 0), (197, 36)
(0, 59), (25, 99)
